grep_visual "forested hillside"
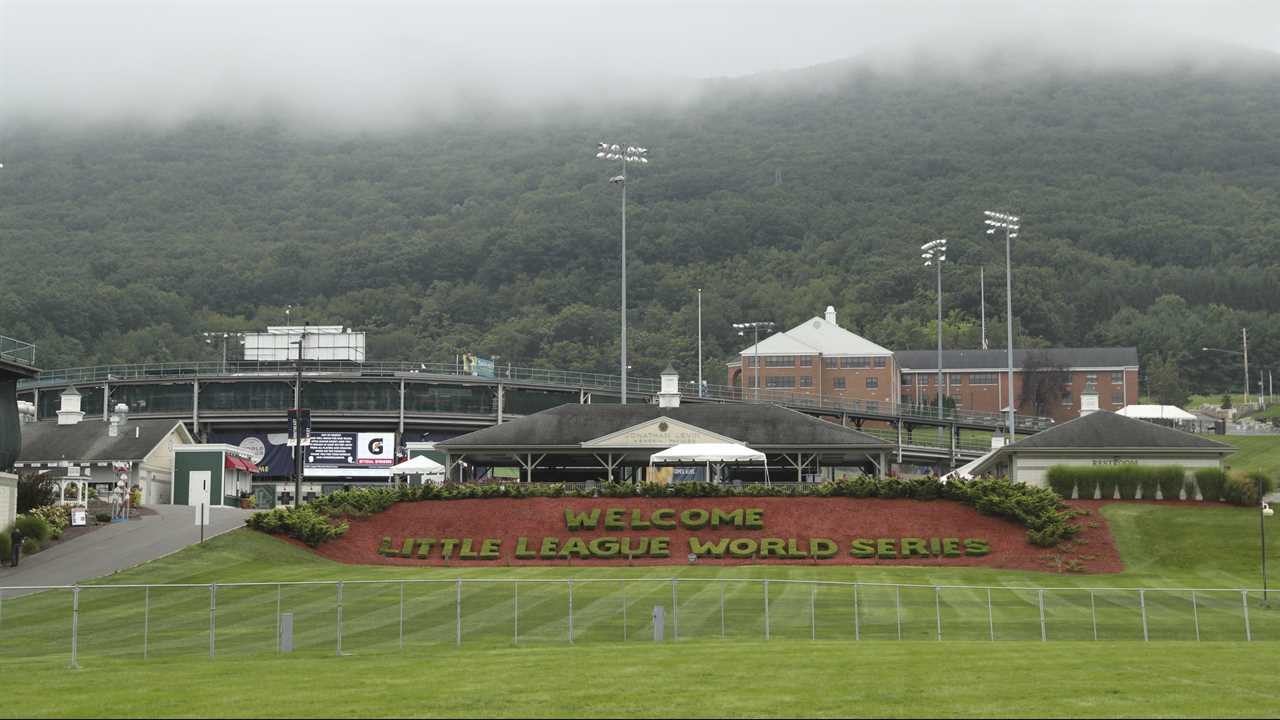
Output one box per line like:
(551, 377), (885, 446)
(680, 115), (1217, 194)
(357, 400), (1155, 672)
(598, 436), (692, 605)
(2, 57), (1280, 394)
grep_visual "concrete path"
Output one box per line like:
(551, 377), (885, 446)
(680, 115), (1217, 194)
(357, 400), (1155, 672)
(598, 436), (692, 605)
(0, 505), (252, 597)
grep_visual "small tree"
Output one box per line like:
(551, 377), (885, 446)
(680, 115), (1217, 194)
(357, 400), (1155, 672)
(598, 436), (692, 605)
(17, 472), (58, 514)
(1146, 353), (1189, 407)
(1221, 394), (1233, 410)
(1020, 351), (1071, 417)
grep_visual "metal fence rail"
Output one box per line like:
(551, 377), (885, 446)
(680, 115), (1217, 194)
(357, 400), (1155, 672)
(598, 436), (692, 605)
(0, 335), (35, 366)
(1, 579), (1274, 665)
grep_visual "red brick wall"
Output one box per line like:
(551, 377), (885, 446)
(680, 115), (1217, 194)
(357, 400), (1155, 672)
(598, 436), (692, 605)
(901, 367), (1140, 422)
(729, 355), (898, 406)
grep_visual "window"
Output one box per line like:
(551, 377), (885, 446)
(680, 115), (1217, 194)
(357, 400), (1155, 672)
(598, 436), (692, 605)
(766, 376), (796, 388)
(950, 374), (962, 385)
(1062, 388), (1073, 405)
(1084, 374), (1098, 393)
(873, 357), (887, 368)
(799, 376), (813, 388)
(1111, 391), (1124, 406)
(901, 374), (914, 386)
(840, 357), (870, 369)
(901, 394), (911, 404)
(744, 356), (757, 368)
(866, 377), (879, 389)
(1111, 371), (1124, 384)
(823, 357), (838, 369)
(765, 355), (794, 368)
(970, 373), (998, 385)
(797, 356), (812, 368)
(867, 401), (879, 412)
(833, 377), (846, 389)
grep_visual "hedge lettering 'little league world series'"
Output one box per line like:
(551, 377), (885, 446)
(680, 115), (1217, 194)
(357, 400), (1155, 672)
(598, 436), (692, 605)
(376, 506), (992, 562)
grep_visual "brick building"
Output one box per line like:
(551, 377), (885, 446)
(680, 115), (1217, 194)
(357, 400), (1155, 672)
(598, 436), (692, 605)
(895, 348), (1140, 425)
(727, 307), (898, 409)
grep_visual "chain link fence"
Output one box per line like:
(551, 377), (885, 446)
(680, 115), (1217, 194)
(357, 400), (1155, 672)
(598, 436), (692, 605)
(2, 579), (1276, 665)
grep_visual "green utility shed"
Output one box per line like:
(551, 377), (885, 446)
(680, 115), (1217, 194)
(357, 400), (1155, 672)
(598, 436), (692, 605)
(174, 444), (257, 508)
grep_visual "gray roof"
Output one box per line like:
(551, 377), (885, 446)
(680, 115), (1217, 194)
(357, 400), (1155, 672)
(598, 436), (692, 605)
(439, 403), (892, 449)
(1007, 411), (1233, 452)
(895, 347), (1139, 372)
(17, 419), (190, 464)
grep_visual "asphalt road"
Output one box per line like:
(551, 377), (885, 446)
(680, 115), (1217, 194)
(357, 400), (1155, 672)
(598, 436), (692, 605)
(0, 504), (252, 597)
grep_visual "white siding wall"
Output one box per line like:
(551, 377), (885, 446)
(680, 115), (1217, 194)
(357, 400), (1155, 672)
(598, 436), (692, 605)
(1012, 454), (1225, 490)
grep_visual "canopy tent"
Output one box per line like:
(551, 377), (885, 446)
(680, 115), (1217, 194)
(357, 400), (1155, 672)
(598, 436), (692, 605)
(1116, 405), (1198, 422)
(941, 450), (997, 483)
(649, 443), (766, 464)
(649, 443), (768, 485)
(389, 455), (446, 486)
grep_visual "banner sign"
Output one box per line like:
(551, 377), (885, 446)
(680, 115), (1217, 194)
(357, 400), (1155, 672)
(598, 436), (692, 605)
(286, 409), (312, 447)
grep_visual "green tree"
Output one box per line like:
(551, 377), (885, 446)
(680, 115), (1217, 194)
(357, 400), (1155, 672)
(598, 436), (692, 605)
(1146, 354), (1190, 407)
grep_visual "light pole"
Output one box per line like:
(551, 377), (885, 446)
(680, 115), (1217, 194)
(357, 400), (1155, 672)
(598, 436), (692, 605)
(984, 210), (1020, 439)
(733, 321), (775, 402)
(202, 332), (245, 374)
(922, 239), (948, 424)
(595, 142), (649, 404)
(1261, 488), (1274, 606)
(697, 288), (703, 398)
(291, 323), (309, 507)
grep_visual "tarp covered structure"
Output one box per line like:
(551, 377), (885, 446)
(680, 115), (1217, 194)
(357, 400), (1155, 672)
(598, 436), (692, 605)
(1116, 405), (1197, 422)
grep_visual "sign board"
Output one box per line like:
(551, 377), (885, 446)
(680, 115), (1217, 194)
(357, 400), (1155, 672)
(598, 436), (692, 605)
(306, 432), (395, 468)
(286, 409), (312, 447)
(71, 508), (87, 527)
(66, 466), (81, 477)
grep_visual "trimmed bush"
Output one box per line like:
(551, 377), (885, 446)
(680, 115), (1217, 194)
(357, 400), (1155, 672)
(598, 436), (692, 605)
(1154, 467), (1185, 501)
(1194, 468), (1226, 502)
(1223, 470), (1273, 507)
(20, 537), (40, 556)
(1045, 467), (1076, 499)
(245, 506), (348, 547)
(1115, 466), (1140, 500)
(0, 529), (10, 563)
(94, 512), (112, 523)
(14, 514), (51, 545)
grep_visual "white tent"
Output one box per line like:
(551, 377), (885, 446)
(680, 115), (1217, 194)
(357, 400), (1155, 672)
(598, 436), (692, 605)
(649, 443), (767, 484)
(389, 455), (446, 485)
(1116, 405), (1198, 422)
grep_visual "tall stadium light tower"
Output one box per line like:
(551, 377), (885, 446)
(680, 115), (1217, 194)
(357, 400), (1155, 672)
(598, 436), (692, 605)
(984, 210), (1021, 439)
(732, 321), (775, 402)
(595, 142), (649, 403)
(922, 239), (948, 425)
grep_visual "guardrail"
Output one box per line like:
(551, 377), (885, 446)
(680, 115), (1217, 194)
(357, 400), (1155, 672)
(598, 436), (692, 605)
(0, 578), (1271, 666)
(18, 361), (1053, 431)
(0, 335), (35, 366)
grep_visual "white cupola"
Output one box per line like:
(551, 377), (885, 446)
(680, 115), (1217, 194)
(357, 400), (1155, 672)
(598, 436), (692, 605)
(657, 364), (681, 408)
(57, 385), (85, 426)
(824, 305), (838, 326)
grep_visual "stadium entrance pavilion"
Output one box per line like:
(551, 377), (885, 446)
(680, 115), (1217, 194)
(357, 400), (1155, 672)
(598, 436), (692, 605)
(437, 367), (892, 484)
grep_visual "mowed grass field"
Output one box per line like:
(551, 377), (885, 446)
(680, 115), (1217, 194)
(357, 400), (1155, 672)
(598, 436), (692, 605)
(5, 502), (1280, 717)
(1223, 434), (1280, 478)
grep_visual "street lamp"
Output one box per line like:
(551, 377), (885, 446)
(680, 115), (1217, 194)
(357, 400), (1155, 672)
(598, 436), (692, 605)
(1202, 332), (1251, 406)
(984, 210), (1020, 439)
(202, 332), (245, 374)
(922, 239), (948, 425)
(595, 141), (649, 403)
(732, 321), (775, 402)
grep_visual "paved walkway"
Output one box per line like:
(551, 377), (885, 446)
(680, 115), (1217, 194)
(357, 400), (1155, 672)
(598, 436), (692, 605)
(0, 505), (252, 597)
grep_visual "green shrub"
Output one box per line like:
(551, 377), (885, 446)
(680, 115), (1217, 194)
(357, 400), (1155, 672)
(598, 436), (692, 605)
(1045, 467), (1076, 499)
(28, 505), (70, 536)
(246, 506), (348, 547)
(94, 512), (112, 523)
(0, 529), (10, 563)
(1194, 468), (1226, 502)
(1098, 471), (1119, 500)
(1223, 470), (1273, 507)
(21, 537), (40, 556)
(16, 473), (58, 513)
(14, 514), (51, 545)
(1154, 466), (1185, 501)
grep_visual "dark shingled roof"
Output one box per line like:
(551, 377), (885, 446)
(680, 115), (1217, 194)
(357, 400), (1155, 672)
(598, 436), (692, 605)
(1008, 411), (1232, 451)
(895, 347), (1139, 371)
(17, 419), (190, 464)
(439, 403), (891, 449)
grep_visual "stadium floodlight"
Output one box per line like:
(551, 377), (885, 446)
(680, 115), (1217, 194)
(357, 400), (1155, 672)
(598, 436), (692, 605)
(985, 209), (1021, 439)
(921, 240), (949, 428)
(732, 320), (776, 402)
(595, 140), (652, 403)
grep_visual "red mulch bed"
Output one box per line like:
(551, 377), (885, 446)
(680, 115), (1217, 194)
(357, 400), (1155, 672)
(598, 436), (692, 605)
(292, 497), (1135, 573)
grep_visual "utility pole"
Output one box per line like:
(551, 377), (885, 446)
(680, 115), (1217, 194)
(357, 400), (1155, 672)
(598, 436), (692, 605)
(984, 211), (1020, 439)
(980, 267), (988, 351)
(697, 289), (703, 397)
(595, 142), (649, 404)
(1243, 328), (1250, 406)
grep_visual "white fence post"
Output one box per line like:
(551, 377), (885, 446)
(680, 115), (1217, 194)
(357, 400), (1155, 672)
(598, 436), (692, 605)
(810, 584), (816, 641)
(853, 583), (860, 641)
(621, 581), (627, 642)
(568, 579), (575, 644)
(720, 582), (725, 640)
(209, 583), (217, 659)
(513, 581), (519, 645)
(69, 586), (81, 669)
(1038, 589), (1047, 642)
(1090, 591), (1098, 641)
(763, 580), (770, 641)
(275, 583), (282, 652)
(1242, 590), (1252, 642)
(455, 579), (462, 647)
(934, 586), (942, 641)
(399, 582), (405, 650)
(1191, 591), (1200, 642)
(1139, 590), (1148, 642)
(671, 579), (679, 641)
(986, 588), (994, 641)
(895, 585), (902, 641)
(143, 586), (150, 660)
(336, 581), (345, 656)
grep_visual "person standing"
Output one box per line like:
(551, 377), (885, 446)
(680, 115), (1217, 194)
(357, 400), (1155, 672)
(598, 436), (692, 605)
(9, 526), (23, 567)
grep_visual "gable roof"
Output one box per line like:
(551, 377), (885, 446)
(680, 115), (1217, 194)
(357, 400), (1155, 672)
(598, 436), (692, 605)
(1007, 411), (1232, 452)
(895, 347), (1139, 371)
(439, 403), (892, 450)
(737, 316), (893, 358)
(17, 419), (191, 465)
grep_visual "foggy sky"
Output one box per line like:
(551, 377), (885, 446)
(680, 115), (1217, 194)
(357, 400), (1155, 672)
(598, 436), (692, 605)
(2, 0), (1279, 130)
